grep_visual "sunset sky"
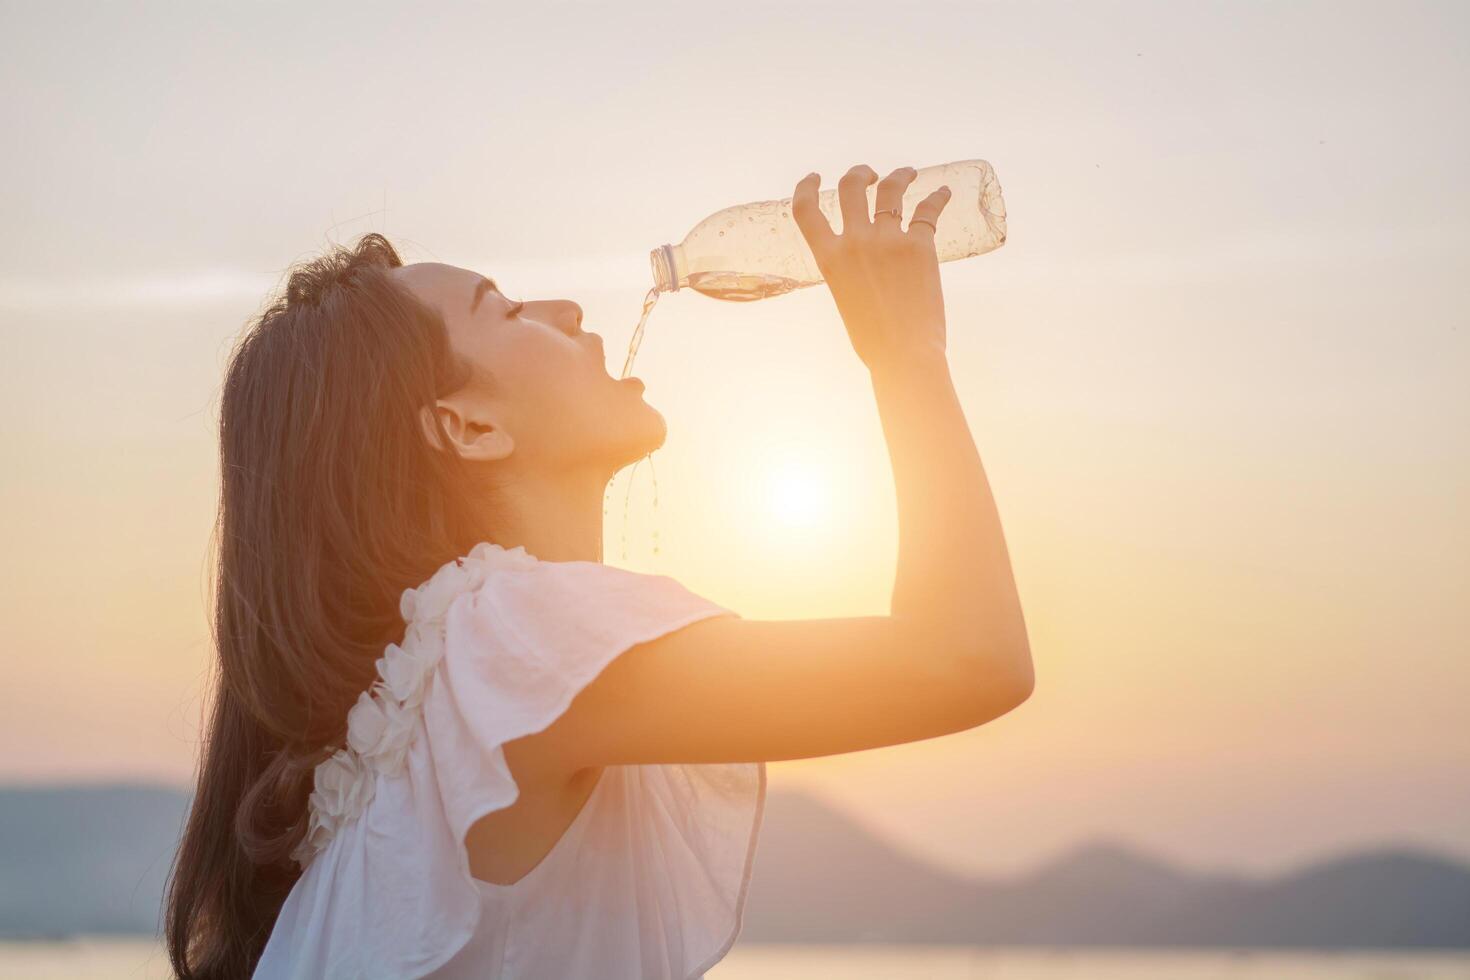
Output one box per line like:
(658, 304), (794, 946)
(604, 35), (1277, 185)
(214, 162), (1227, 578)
(2, 0), (1465, 879)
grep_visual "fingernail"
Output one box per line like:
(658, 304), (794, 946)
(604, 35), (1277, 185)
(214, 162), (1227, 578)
(806, 172), (819, 181)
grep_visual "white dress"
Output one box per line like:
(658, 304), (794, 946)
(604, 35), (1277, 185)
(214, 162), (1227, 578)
(253, 542), (766, 980)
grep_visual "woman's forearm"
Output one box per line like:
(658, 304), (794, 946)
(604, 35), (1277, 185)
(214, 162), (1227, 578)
(870, 349), (1032, 674)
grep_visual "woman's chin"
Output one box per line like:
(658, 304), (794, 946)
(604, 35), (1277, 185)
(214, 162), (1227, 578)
(631, 402), (668, 455)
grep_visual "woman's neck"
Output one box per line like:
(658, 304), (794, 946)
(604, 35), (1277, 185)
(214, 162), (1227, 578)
(488, 469), (607, 564)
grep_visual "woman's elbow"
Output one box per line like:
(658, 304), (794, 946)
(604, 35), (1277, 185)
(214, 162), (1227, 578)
(973, 641), (1035, 716)
(1009, 654), (1036, 708)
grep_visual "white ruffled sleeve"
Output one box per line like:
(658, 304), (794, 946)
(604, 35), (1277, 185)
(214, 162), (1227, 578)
(419, 548), (764, 978)
(423, 549), (743, 855)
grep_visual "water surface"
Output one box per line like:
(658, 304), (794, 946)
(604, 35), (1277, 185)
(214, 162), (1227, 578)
(6, 939), (1470, 979)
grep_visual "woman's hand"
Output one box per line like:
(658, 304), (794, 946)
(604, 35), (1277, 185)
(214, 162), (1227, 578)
(791, 164), (952, 373)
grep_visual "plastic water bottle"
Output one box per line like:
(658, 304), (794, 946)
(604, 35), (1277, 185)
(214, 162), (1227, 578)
(648, 159), (1007, 302)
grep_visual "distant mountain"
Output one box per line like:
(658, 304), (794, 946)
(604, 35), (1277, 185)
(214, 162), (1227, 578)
(745, 791), (1470, 948)
(2, 783), (1467, 948)
(0, 784), (188, 938)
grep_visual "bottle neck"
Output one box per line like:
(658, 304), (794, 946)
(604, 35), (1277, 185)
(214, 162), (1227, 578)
(649, 243), (686, 293)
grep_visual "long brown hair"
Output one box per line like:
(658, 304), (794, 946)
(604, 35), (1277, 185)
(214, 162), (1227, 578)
(165, 233), (497, 978)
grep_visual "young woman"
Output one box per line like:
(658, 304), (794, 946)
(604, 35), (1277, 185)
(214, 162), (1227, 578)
(164, 164), (1034, 979)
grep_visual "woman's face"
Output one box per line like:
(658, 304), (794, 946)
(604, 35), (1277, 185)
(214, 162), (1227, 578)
(389, 262), (663, 477)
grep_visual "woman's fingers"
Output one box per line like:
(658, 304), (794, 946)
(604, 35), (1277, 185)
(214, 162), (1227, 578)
(793, 164), (952, 372)
(791, 171), (836, 256)
(837, 164), (879, 235)
(873, 167), (916, 230)
(907, 185), (952, 239)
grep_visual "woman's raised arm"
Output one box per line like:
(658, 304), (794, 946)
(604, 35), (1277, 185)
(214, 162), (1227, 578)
(529, 163), (1033, 768)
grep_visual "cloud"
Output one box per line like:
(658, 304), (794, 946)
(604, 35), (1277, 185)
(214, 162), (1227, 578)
(0, 269), (280, 314)
(0, 252), (644, 315)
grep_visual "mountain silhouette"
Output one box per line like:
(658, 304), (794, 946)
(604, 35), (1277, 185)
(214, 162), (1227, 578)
(2, 783), (1467, 947)
(0, 784), (188, 938)
(746, 790), (1470, 947)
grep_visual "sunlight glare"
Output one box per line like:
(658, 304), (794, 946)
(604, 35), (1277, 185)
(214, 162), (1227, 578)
(766, 463), (828, 528)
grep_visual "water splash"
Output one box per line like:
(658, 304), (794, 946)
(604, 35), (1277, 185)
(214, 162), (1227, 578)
(619, 287), (661, 379)
(617, 452), (661, 561)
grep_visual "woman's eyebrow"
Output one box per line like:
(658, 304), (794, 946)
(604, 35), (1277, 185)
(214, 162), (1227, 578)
(469, 276), (500, 313)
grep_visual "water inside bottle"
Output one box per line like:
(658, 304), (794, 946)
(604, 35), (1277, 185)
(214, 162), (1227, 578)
(687, 271), (800, 302)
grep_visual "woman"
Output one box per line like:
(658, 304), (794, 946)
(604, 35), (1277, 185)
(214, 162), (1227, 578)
(164, 164), (1034, 979)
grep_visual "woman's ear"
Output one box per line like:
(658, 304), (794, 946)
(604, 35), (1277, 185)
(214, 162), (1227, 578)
(418, 399), (514, 462)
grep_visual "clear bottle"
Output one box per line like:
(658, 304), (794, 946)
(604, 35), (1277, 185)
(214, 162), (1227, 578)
(649, 159), (1007, 302)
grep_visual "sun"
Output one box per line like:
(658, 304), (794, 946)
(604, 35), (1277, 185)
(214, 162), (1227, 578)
(765, 463), (827, 528)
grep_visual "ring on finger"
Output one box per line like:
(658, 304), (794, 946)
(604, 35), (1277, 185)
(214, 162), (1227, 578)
(874, 207), (902, 221)
(909, 217), (937, 232)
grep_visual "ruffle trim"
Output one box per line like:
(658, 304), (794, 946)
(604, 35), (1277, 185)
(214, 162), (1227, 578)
(291, 542), (539, 868)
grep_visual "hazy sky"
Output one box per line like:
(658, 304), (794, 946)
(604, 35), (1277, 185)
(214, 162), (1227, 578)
(2, 0), (1466, 878)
